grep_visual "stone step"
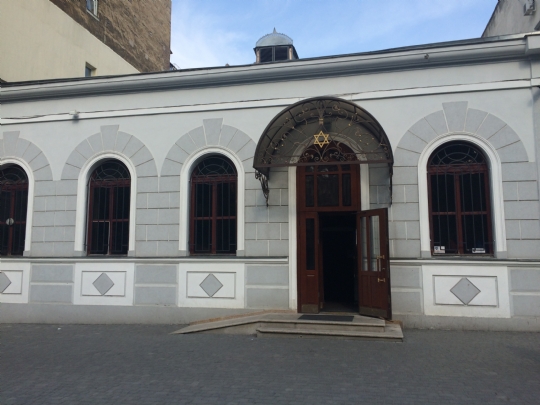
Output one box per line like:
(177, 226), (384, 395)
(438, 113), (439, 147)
(260, 319), (384, 333)
(172, 312), (402, 341)
(256, 324), (403, 341)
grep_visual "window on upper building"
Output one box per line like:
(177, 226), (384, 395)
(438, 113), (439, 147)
(86, 161), (131, 255)
(85, 64), (95, 77)
(86, 0), (98, 15)
(190, 156), (237, 255)
(428, 141), (493, 255)
(0, 165), (29, 256)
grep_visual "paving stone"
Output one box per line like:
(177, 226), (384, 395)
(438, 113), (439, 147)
(0, 325), (538, 404)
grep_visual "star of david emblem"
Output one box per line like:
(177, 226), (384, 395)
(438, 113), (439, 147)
(313, 131), (330, 148)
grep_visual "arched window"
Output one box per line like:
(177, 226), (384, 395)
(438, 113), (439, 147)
(0, 165), (28, 256)
(87, 160), (130, 255)
(190, 156), (237, 255)
(428, 141), (492, 255)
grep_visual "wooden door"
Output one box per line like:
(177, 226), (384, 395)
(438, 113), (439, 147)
(297, 211), (321, 313)
(357, 208), (392, 319)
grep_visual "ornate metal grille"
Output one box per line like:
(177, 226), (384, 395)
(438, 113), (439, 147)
(0, 165), (28, 256)
(87, 161), (130, 255)
(190, 156), (237, 255)
(253, 97), (393, 205)
(253, 97), (393, 176)
(428, 142), (492, 255)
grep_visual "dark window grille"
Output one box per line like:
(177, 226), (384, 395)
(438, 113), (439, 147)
(190, 156), (237, 255)
(0, 165), (28, 256)
(428, 141), (492, 255)
(87, 161), (130, 255)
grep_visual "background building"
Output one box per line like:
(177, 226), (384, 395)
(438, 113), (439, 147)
(0, 0), (171, 82)
(483, 0), (540, 37)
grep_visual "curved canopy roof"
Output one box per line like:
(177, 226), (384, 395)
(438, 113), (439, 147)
(256, 28), (294, 47)
(253, 97), (394, 177)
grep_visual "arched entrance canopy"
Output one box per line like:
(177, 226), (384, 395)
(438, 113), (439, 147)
(253, 97), (394, 204)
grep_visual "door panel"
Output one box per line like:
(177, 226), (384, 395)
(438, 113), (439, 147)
(357, 208), (391, 319)
(297, 212), (320, 313)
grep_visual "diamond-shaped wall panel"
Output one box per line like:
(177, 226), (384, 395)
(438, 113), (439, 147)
(450, 278), (481, 305)
(93, 273), (115, 296)
(0, 272), (12, 293)
(199, 274), (223, 297)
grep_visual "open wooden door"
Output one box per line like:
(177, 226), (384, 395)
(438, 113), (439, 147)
(357, 208), (392, 319)
(297, 211), (321, 313)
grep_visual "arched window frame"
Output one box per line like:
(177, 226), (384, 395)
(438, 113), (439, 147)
(86, 160), (131, 255)
(74, 153), (137, 255)
(189, 155), (238, 254)
(0, 159), (34, 255)
(179, 148), (245, 256)
(418, 134), (506, 258)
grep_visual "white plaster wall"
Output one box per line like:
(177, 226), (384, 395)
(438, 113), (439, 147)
(0, 0), (138, 82)
(2, 89), (536, 182)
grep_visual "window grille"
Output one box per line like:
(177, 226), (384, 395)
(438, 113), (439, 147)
(428, 141), (492, 255)
(87, 161), (130, 255)
(0, 165), (28, 256)
(190, 156), (237, 255)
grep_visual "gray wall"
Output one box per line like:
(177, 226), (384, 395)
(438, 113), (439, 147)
(483, 0), (540, 37)
(391, 102), (540, 259)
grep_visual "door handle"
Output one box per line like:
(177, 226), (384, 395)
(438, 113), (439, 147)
(5, 218), (14, 226)
(376, 255), (385, 272)
(378, 278), (386, 283)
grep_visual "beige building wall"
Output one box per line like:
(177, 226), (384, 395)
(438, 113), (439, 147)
(0, 0), (138, 82)
(483, 0), (540, 37)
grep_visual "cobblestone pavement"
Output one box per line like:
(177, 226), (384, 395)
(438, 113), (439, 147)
(1, 324), (539, 404)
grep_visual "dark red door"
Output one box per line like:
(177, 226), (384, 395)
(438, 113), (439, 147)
(297, 211), (321, 313)
(357, 208), (392, 319)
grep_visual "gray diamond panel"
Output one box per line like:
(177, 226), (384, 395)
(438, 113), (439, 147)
(200, 274), (223, 297)
(0, 272), (12, 293)
(451, 278), (481, 305)
(93, 273), (115, 296)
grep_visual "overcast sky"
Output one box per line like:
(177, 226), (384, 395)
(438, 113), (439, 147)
(170, 0), (498, 69)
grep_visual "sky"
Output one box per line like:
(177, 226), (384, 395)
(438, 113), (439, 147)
(169, 0), (499, 70)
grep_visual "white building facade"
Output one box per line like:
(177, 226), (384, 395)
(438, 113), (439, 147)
(1, 32), (540, 330)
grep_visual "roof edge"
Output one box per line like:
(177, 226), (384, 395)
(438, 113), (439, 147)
(0, 33), (536, 103)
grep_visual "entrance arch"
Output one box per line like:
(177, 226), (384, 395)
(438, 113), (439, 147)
(254, 97), (394, 318)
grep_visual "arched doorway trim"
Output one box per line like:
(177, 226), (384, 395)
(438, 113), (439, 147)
(253, 97), (393, 205)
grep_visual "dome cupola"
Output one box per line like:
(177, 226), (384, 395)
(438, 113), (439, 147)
(254, 28), (299, 63)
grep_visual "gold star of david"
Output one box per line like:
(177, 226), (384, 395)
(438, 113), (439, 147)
(313, 131), (330, 148)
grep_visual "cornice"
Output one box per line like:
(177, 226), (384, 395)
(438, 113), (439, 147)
(0, 35), (536, 103)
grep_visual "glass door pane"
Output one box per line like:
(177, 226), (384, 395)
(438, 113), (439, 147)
(369, 215), (380, 272)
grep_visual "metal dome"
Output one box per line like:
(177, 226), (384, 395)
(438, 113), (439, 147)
(256, 28), (293, 47)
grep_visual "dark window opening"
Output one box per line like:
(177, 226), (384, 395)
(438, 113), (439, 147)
(274, 46), (288, 61)
(260, 48), (273, 63)
(87, 161), (130, 255)
(428, 141), (492, 255)
(259, 46), (290, 63)
(190, 156), (237, 255)
(0, 165), (28, 256)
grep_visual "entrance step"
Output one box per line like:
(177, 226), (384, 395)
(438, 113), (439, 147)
(172, 313), (403, 341)
(257, 323), (403, 341)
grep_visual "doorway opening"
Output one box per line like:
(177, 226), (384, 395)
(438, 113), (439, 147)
(319, 212), (357, 313)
